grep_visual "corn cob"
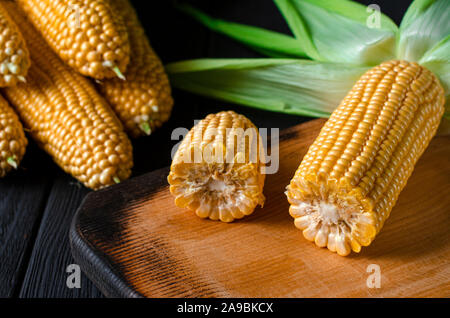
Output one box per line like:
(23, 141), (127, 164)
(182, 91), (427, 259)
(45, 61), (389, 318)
(98, 0), (173, 138)
(0, 94), (27, 177)
(286, 60), (445, 256)
(15, 0), (130, 80)
(0, 2), (30, 87)
(168, 111), (266, 222)
(2, 2), (133, 190)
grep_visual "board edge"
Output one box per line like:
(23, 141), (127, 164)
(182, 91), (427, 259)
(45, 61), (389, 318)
(69, 196), (144, 298)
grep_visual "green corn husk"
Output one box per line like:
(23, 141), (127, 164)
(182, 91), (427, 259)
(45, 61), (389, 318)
(168, 0), (450, 133)
(167, 59), (368, 117)
(398, 0), (450, 62)
(274, 0), (398, 65)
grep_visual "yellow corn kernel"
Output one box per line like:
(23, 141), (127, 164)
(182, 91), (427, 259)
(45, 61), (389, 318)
(0, 94), (27, 177)
(98, 0), (173, 138)
(168, 111), (266, 223)
(2, 2), (133, 190)
(286, 60), (445, 256)
(15, 0), (130, 80)
(0, 2), (30, 87)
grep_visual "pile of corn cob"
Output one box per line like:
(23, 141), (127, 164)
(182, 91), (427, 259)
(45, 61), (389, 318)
(0, 0), (173, 190)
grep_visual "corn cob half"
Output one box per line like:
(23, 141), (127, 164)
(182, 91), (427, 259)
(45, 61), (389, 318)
(168, 111), (266, 222)
(0, 2), (30, 87)
(0, 94), (27, 177)
(2, 3), (133, 190)
(15, 0), (130, 80)
(286, 60), (445, 256)
(98, 0), (173, 138)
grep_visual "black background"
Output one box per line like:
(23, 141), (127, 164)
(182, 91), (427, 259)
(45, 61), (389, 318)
(0, 0), (413, 298)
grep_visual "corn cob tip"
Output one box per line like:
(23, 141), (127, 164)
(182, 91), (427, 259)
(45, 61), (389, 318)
(112, 66), (126, 81)
(103, 60), (126, 80)
(7, 157), (18, 169)
(139, 122), (152, 136)
(98, 0), (173, 138)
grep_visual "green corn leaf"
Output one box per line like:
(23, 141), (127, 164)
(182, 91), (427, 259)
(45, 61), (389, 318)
(420, 35), (450, 97)
(400, 0), (436, 30)
(167, 58), (368, 117)
(273, 0), (322, 60)
(421, 35), (450, 64)
(419, 33), (450, 130)
(299, 0), (398, 32)
(397, 0), (450, 62)
(177, 4), (307, 58)
(167, 58), (298, 72)
(283, 0), (397, 66)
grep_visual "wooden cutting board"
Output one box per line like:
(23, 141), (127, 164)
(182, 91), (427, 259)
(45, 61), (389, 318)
(70, 119), (450, 298)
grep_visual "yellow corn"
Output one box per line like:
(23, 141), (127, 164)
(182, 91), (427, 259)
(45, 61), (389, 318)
(0, 94), (27, 177)
(286, 60), (445, 256)
(98, 0), (173, 137)
(2, 2), (133, 190)
(15, 0), (130, 80)
(0, 2), (30, 87)
(168, 111), (265, 222)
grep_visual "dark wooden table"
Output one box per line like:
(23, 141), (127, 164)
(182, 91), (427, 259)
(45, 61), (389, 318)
(0, 0), (411, 298)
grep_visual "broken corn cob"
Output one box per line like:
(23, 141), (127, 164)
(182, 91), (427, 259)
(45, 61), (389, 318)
(0, 2), (30, 87)
(286, 60), (445, 256)
(0, 94), (27, 177)
(98, 0), (173, 138)
(168, 111), (265, 222)
(2, 3), (133, 190)
(15, 0), (130, 80)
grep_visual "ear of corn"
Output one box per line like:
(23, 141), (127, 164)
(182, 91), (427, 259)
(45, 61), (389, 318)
(168, 111), (265, 223)
(286, 60), (445, 256)
(98, 0), (173, 138)
(2, 2), (133, 190)
(15, 0), (130, 80)
(0, 94), (27, 177)
(0, 2), (30, 87)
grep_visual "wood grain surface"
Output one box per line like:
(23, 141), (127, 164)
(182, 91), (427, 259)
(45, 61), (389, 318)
(71, 119), (450, 298)
(0, 144), (52, 297)
(19, 172), (103, 298)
